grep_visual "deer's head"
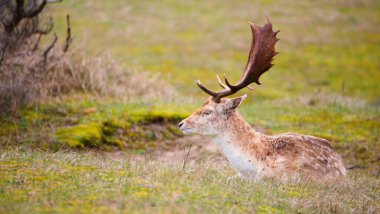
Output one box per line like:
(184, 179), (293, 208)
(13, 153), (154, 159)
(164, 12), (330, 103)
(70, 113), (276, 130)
(178, 95), (247, 135)
(179, 18), (279, 135)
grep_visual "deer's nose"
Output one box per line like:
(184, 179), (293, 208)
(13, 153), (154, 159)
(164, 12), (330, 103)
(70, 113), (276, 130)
(178, 121), (184, 128)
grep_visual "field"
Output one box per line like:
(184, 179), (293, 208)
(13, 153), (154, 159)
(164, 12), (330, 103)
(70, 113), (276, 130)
(1, 0), (379, 213)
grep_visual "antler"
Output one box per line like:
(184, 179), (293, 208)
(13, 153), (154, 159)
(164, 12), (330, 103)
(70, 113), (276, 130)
(196, 18), (279, 102)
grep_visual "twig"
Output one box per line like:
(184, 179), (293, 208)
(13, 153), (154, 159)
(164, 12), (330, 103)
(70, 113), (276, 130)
(47, 0), (63, 3)
(32, 34), (42, 51)
(36, 17), (54, 35)
(0, 43), (8, 66)
(181, 144), (192, 171)
(43, 33), (58, 68)
(63, 14), (72, 52)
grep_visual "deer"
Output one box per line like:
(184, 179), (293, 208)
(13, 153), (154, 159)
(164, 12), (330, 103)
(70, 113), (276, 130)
(178, 18), (346, 184)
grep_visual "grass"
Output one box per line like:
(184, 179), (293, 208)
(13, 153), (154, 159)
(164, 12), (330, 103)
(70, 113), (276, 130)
(0, 149), (378, 213)
(0, 0), (379, 213)
(49, 0), (380, 100)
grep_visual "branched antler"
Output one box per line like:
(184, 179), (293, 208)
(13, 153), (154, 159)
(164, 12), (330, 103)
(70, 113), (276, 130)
(196, 18), (279, 102)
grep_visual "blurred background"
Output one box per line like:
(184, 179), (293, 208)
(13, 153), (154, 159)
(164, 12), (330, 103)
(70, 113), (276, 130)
(50, 0), (379, 100)
(0, 0), (379, 212)
(47, 0), (379, 170)
(1, 0), (379, 176)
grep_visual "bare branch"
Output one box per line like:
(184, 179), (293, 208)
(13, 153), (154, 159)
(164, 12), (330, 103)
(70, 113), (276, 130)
(0, 43), (8, 66)
(36, 17), (54, 35)
(32, 34), (42, 51)
(47, 0), (63, 3)
(24, 0), (47, 18)
(43, 32), (57, 67)
(3, 0), (62, 33)
(63, 14), (72, 52)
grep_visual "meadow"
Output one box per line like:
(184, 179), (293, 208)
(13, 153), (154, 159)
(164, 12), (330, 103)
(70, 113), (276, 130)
(0, 0), (379, 213)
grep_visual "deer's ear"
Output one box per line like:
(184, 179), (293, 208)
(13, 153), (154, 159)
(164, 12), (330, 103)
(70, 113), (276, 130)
(221, 95), (247, 113)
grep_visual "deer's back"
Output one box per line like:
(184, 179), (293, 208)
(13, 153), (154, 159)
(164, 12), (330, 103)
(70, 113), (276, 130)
(254, 132), (346, 183)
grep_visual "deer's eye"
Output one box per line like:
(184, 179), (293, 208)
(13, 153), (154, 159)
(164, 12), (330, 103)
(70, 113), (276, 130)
(202, 109), (212, 116)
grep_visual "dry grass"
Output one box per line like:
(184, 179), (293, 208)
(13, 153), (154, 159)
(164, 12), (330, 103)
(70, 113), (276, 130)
(49, 46), (178, 102)
(0, 12), (178, 116)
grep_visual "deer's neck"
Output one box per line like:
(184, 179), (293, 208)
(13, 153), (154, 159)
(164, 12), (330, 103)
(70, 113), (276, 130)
(214, 112), (258, 147)
(213, 112), (260, 178)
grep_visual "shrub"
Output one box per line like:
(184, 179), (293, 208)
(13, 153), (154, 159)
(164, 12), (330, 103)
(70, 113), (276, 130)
(0, 0), (178, 116)
(0, 0), (72, 115)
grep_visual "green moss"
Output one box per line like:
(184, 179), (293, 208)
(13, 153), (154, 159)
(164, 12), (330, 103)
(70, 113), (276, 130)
(52, 114), (184, 150)
(102, 119), (131, 136)
(167, 124), (183, 136)
(54, 123), (103, 148)
(125, 130), (141, 140)
(146, 131), (157, 141)
(103, 137), (123, 148)
(161, 130), (172, 139)
(0, 121), (16, 136)
(127, 106), (188, 124)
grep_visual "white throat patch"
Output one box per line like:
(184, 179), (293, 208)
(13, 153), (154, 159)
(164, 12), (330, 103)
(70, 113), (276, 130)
(213, 136), (258, 179)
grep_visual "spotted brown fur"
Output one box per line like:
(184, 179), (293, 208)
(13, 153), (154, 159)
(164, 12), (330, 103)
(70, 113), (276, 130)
(179, 98), (346, 184)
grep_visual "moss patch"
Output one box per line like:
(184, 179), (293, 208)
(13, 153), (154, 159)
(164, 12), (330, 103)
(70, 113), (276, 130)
(54, 123), (103, 148)
(127, 108), (189, 124)
(54, 116), (184, 150)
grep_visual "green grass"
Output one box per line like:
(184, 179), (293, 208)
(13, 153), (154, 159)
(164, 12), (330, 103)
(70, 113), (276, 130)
(0, 149), (378, 213)
(1, 0), (379, 213)
(49, 0), (380, 100)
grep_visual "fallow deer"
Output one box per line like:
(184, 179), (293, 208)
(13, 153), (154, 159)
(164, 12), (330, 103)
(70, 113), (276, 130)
(178, 18), (346, 184)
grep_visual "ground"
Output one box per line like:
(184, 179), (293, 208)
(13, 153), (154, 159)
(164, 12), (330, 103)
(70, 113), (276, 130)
(1, 148), (379, 213)
(0, 0), (379, 213)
